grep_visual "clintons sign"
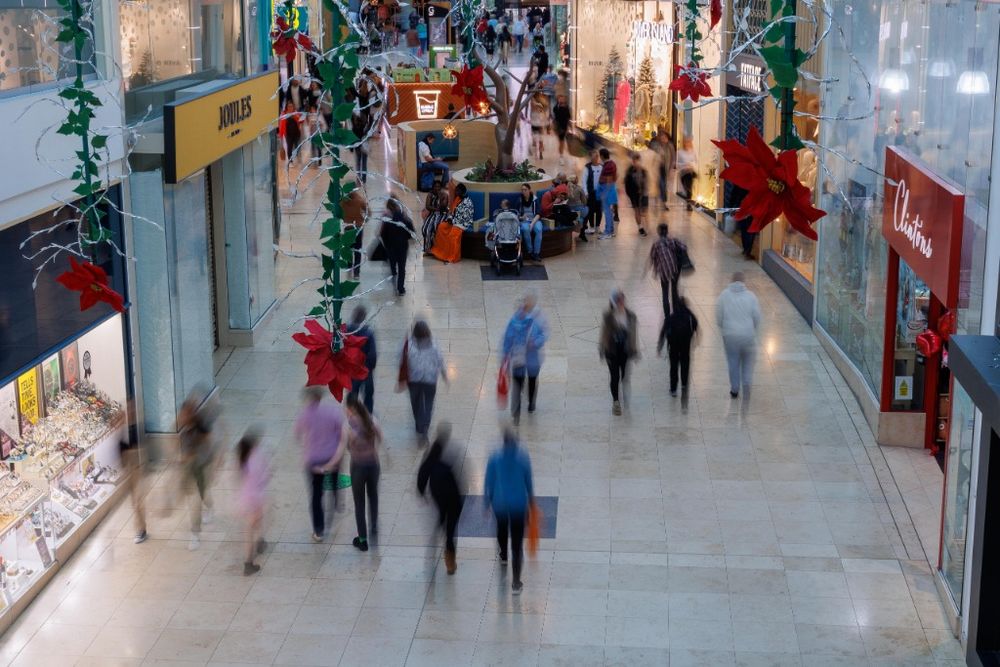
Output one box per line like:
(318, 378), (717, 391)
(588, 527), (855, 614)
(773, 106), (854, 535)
(883, 146), (965, 306)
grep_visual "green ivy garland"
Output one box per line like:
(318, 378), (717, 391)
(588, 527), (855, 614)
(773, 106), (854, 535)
(760, 0), (808, 150)
(54, 0), (109, 244)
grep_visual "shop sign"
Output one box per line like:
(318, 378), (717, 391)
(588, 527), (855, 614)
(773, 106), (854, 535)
(732, 55), (766, 94)
(16, 369), (38, 431)
(632, 20), (674, 45)
(164, 71), (280, 183)
(413, 90), (442, 119)
(883, 146), (965, 306)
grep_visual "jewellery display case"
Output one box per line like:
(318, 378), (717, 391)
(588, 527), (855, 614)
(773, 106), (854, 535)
(0, 314), (129, 627)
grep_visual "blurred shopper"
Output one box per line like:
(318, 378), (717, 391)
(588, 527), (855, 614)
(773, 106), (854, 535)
(119, 417), (147, 544)
(623, 152), (649, 236)
(716, 272), (762, 398)
(294, 387), (346, 542)
(502, 291), (549, 422)
(381, 196), (415, 296)
(513, 15), (526, 53)
(345, 393), (382, 551)
(485, 427), (534, 594)
(553, 95), (571, 166)
(583, 150), (603, 232)
(399, 320), (448, 443)
(599, 289), (639, 415)
(644, 223), (687, 316)
(342, 183), (368, 280)
(177, 391), (219, 551)
(598, 147), (619, 239)
(658, 296), (699, 397)
(237, 431), (270, 575)
(499, 23), (512, 65)
(677, 135), (698, 210)
(417, 423), (465, 574)
(348, 305), (377, 414)
(650, 126), (675, 211)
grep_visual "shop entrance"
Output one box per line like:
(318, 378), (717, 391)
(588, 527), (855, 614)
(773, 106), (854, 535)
(879, 146), (965, 453)
(973, 427), (1000, 665)
(722, 84), (764, 210)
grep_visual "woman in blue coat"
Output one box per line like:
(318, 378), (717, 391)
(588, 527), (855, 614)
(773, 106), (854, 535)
(502, 291), (549, 421)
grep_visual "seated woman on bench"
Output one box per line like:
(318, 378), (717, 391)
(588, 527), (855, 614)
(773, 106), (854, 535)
(518, 183), (544, 262)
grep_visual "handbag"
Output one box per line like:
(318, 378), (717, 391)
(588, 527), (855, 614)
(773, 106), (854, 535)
(526, 500), (542, 557)
(395, 339), (409, 392)
(676, 244), (694, 272)
(496, 358), (509, 409)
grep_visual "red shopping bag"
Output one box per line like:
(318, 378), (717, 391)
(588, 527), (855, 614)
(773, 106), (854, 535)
(497, 358), (509, 408)
(526, 501), (542, 557)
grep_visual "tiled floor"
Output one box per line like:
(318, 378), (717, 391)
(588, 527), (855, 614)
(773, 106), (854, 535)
(0, 55), (964, 666)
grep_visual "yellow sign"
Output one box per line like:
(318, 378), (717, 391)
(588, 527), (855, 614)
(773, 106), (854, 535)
(164, 72), (280, 183)
(17, 369), (39, 428)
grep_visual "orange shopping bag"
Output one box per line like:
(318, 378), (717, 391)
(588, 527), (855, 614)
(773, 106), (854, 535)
(526, 501), (542, 557)
(497, 358), (509, 408)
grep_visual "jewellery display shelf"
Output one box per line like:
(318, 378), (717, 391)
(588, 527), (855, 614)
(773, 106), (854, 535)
(0, 382), (128, 632)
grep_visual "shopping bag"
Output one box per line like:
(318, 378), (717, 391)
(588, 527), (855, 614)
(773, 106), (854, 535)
(526, 501), (542, 557)
(676, 244), (694, 272)
(497, 358), (510, 409)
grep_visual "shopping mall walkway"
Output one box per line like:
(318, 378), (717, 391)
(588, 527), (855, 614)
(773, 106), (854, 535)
(0, 61), (965, 667)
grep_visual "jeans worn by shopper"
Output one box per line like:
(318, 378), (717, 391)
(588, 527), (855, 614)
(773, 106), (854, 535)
(350, 461), (379, 540)
(723, 334), (756, 395)
(407, 381), (437, 435)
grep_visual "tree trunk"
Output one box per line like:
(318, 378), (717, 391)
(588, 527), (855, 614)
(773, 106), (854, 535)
(495, 124), (514, 169)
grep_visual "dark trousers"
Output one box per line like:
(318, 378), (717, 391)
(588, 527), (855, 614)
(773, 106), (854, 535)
(680, 172), (696, 201)
(408, 381), (437, 435)
(660, 276), (680, 316)
(738, 219), (756, 257)
(496, 511), (526, 581)
(437, 495), (463, 552)
(350, 461), (379, 540)
(607, 355), (628, 401)
(387, 244), (407, 293)
(668, 340), (691, 393)
(309, 467), (339, 536)
(586, 193), (603, 229)
(658, 167), (669, 205)
(511, 369), (537, 417)
(350, 376), (375, 414)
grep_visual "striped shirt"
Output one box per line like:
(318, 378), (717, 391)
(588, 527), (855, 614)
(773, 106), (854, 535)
(650, 236), (686, 281)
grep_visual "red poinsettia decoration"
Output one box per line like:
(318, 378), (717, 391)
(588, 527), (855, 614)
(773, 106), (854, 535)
(710, 0), (723, 29)
(450, 65), (489, 111)
(292, 319), (368, 401)
(56, 256), (125, 313)
(271, 17), (314, 64)
(668, 64), (713, 103)
(712, 126), (826, 240)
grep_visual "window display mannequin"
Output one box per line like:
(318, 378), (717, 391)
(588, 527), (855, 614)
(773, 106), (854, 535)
(614, 77), (631, 135)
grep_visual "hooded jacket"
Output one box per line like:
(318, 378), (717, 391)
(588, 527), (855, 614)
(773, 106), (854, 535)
(502, 306), (549, 375)
(485, 439), (533, 514)
(715, 281), (762, 338)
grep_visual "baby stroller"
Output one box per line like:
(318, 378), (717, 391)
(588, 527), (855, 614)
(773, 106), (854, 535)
(489, 210), (523, 276)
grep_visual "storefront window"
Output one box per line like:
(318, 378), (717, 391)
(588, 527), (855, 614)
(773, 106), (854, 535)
(816, 0), (999, 398)
(941, 379), (976, 608)
(573, 0), (674, 149)
(129, 165), (215, 432)
(770, 87), (819, 282)
(0, 0), (96, 94)
(890, 258), (930, 410)
(120, 0), (245, 122)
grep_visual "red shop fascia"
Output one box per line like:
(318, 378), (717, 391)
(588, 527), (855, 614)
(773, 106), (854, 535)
(879, 146), (965, 455)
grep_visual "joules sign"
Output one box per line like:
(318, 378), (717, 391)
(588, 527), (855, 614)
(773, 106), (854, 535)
(882, 146), (965, 305)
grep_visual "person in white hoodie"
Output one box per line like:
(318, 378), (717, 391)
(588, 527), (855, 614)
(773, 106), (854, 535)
(715, 272), (762, 398)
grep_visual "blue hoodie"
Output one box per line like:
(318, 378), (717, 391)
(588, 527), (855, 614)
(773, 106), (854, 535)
(485, 440), (533, 515)
(502, 307), (548, 375)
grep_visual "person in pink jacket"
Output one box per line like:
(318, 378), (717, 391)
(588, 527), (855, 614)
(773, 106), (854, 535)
(237, 432), (271, 575)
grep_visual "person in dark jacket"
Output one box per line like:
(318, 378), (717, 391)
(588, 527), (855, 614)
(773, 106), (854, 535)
(348, 304), (377, 414)
(657, 296), (699, 397)
(623, 152), (649, 236)
(417, 423), (464, 574)
(380, 196), (415, 296)
(599, 289), (639, 415)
